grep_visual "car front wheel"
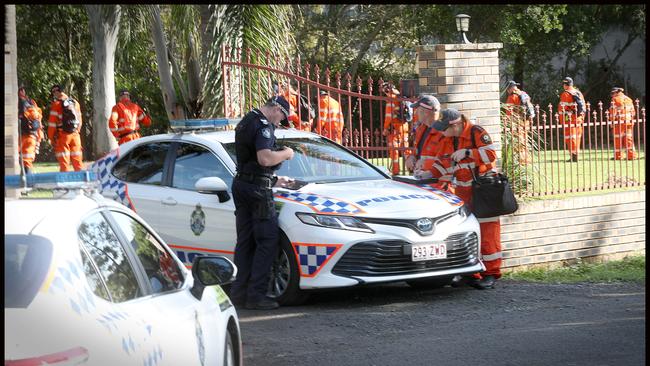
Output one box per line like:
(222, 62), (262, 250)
(223, 331), (235, 366)
(267, 233), (309, 305)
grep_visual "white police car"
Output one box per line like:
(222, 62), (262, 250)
(90, 119), (484, 305)
(5, 172), (242, 366)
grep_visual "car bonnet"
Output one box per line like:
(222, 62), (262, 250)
(274, 178), (463, 218)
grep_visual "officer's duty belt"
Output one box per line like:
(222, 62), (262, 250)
(235, 173), (276, 189)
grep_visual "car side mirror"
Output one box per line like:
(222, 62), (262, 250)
(195, 177), (231, 203)
(190, 256), (237, 300)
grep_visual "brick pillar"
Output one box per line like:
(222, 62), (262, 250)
(5, 5), (20, 198)
(416, 43), (503, 160)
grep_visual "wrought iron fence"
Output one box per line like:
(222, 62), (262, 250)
(220, 47), (645, 198)
(501, 101), (645, 197)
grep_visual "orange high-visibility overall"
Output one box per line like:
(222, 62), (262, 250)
(558, 87), (585, 155)
(19, 98), (44, 171)
(108, 100), (151, 145)
(428, 123), (502, 279)
(505, 91), (533, 164)
(316, 95), (344, 144)
(383, 92), (410, 174)
(609, 93), (637, 160)
(47, 93), (83, 172)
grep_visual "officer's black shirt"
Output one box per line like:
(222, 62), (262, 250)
(234, 108), (282, 177)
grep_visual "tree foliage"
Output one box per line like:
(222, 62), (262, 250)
(15, 4), (645, 162)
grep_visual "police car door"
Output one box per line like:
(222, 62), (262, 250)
(161, 141), (236, 266)
(105, 209), (226, 365)
(105, 141), (173, 229)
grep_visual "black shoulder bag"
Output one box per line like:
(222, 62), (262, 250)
(465, 126), (518, 218)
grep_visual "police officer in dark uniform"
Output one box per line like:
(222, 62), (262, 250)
(230, 95), (295, 310)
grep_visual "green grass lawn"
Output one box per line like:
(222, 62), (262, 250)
(503, 255), (645, 283)
(517, 149), (645, 196)
(30, 162), (63, 173)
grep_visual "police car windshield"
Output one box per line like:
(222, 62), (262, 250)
(223, 137), (386, 183)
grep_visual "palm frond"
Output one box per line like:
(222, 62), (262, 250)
(201, 5), (296, 118)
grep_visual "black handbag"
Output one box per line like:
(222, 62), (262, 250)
(470, 170), (518, 218)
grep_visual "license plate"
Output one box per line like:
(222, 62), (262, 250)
(411, 242), (447, 262)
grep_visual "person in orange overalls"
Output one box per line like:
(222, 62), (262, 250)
(381, 82), (411, 175)
(47, 84), (84, 172)
(18, 86), (44, 174)
(608, 87), (637, 160)
(108, 89), (151, 145)
(427, 108), (501, 289)
(558, 77), (585, 162)
(504, 80), (535, 164)
(404, 94), (441, 178)
(316, 90), (344, 144)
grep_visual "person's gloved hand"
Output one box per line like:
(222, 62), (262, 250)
(413, 169), (433, 180)
(405, 155), (417, 171)
(451, 149), (470, 162)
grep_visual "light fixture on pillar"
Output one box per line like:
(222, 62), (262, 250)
(455, 14), (471, 44)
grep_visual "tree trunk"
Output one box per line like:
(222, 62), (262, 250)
(150, 5), (185, 121)
(347, 18), (386, 82)
(513, 50), (524, 86)
(85, 5), (120, 158)
(5, 5), (21, 186)
(584, 33), (638, 97)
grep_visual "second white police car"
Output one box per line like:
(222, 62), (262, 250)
(5, 172), (242, 366)
(91, 119), (484, 305)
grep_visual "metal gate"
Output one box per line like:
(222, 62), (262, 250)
(220, 46), (416, 175)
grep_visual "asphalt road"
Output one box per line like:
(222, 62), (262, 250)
(237, 280), (645, 366)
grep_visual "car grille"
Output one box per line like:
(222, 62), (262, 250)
(359, 211), (456, 236)
(331, 232), (478, 277)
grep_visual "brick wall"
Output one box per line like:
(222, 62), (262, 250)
(416, 43), (503, 156)
(501, 190), (646, 271)
(416, 42), (645, 270)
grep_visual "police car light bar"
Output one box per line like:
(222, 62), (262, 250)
(5, 171), (97, 189)
(170, 118), (241, 131)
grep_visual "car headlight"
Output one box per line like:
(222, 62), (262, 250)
(457, 204), (471, 221)
(295, 213), (375, 233)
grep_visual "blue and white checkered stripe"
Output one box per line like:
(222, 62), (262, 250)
(293, 243), (342, 277)
(275, 192), (365, 215)
(414, 184), (463, 206)
(90, 149), (135, 211)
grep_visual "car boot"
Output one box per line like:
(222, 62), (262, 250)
(469, 275), (496, 290)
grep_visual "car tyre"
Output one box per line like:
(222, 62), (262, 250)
(224, 331), (236, 366)
(268, 233), (310, 305)
(406, 276), (453, 289)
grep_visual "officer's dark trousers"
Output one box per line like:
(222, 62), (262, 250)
(230, 178), (279, 303)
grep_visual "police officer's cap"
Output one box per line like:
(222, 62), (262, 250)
(562, 77), (573, 86)
(610, 87), (624, 94)
(505, 80), (520, 89)
(411, 94), (441, 111)
(269, 95), (290, 124)
(433, 108), (462, 131)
